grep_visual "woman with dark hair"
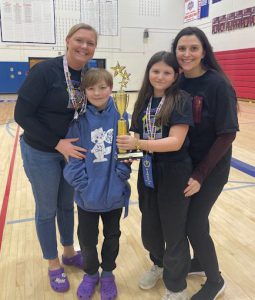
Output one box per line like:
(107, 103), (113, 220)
(117, 51), (193, 300)
(14, 23), (98, 293)
(172, 27), (239, 300)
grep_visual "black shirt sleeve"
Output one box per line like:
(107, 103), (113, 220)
(170, 93), (194, 127)
(214, 80), (239, 134)
(14, 64), (63, 149)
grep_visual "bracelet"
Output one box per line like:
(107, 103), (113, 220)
(135, 138), (141, 151)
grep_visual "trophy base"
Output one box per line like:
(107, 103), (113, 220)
(117, 151), (144, 160)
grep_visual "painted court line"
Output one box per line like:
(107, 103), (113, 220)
(5, 181), (255, 226)
(228, 180), (255, 184)
(7, 217), (35, 225)
(0, 99), (16, 103)
(6, 122), (16, 137)
(239, 122), (255, 125)
(6, 199), (139, 225)
(224, 183), (255, 191)
(231, 158), (255, 177)
(0, 126), (20, 251)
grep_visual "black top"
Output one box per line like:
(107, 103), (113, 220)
(14, 56), (85, 152)
(179, 70), (239, 166)
(131, 91), (193, 162)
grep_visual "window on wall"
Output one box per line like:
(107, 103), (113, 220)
(28, 57), (106, 69)
(87, 59), (106, 69)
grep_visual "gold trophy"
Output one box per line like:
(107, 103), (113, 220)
(111, 62), (143, 160)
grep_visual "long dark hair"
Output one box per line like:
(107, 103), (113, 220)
(171, 27), (231, 84)
(132, 51), (183, 128)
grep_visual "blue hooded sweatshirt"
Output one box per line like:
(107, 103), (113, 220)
(63, 97), (131, 215)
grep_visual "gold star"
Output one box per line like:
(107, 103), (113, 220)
(110, 62), (121, 77)
(120, 79), (128, 88)
(111, 62), (126, 77)
(119, 65), (126, 73)
(111, 62), (131, 90)
(122, 70), (131, 80)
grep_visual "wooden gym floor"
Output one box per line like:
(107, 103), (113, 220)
(0, 94), (254, 300)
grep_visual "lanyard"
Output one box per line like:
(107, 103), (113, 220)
(63, 55), (87, 119)
(145, 96), (165, 140)
(142, 96), (165, 189)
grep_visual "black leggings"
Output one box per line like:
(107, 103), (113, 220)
(138, 157), (192, 292)
(187, 161), (230, 282)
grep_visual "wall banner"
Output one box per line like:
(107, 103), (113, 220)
(212, 6), (255, 34)
(198, 0), (209, 19)
(184, 0), (199, 23)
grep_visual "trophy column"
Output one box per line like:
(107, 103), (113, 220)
(113, 91), (129, 154)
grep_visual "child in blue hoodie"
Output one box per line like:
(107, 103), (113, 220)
(63, 68), (131, 300)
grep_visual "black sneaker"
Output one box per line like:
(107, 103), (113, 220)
(188, 258), (206, 276)
(191, 275), (225, 300)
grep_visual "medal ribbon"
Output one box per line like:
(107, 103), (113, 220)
(63, 55), (87, 119)
(142, 96), (165, 189)
(145, 96), (165, 140)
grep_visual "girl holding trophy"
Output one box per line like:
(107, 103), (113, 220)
(117, 51), (193, 300)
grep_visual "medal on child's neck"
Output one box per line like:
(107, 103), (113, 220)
(145, 96), (165, 141)
(63, 55), (87, 119)
(142, 96), (165, 189)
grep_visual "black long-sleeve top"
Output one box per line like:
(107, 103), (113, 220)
(15, 56), (81, 152)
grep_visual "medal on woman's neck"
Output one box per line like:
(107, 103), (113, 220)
(63, 55), (87, 119)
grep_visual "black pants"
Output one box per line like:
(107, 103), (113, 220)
(138, 157), (192, 292)
(77, 206), (122, 275)
(187, 159), (230, 282)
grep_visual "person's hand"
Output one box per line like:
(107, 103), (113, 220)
(184, 177), (201, 197)
(55, 138), (87, 161)
(120, 158), (134, 164)
(116, 135), (137, 150)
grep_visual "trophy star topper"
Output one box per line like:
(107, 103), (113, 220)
(110, 62), (126, 78)
(122, 70), (131, 80)
(119, 79), (128, 89)
(111, 61), (130, 90)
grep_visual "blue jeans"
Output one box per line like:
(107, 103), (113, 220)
(20, 136), (74, 259)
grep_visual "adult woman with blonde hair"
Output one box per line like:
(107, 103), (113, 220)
(15, 23), (98, 293)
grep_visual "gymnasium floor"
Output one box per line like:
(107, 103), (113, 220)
(0, 94), (254, 300)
